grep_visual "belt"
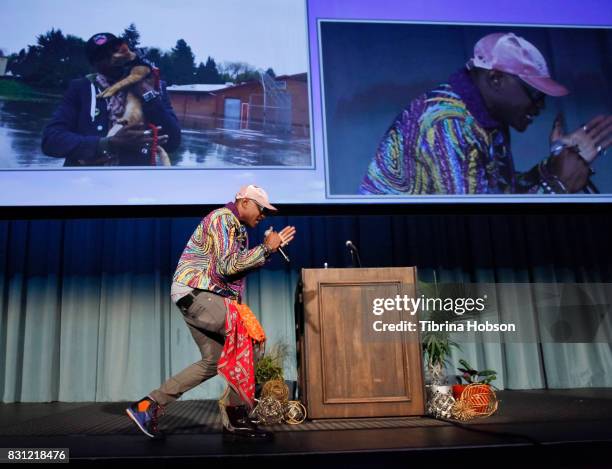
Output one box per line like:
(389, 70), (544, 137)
(176, 289), (203, 310)
(176, 289), (235, 310)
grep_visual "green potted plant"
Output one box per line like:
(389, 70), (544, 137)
(254, 342), (289, 396)
(423, 330), (458, 392)
(419, 281), (466, 393)
(453, 358), (497, 399)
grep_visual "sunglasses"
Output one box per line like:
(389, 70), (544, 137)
(251, 199), (268, 215)
(518, 79), (546, 106)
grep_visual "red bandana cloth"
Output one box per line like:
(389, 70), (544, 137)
(217, 301), (266, 408)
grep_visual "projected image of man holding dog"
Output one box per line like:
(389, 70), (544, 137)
(41, 32), (181, 166)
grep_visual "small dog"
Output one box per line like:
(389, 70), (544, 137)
(97, 42), (170, 166)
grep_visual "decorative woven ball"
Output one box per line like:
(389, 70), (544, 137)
(451, 383), (498, 421)
(426, 391), (456, 419)
(261, 378), (289, 403)
(284, 401), (307, 424)
(252, 396), (284, 425)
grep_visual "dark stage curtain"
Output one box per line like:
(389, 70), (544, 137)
(1, 211), (611, 402)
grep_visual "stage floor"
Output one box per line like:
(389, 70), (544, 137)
(1, 389), (611, 466)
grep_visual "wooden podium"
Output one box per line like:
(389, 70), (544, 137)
(297, 267), (424, 419)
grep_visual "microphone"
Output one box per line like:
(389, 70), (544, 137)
(264, 227), (290, 263)
(584, 177), (600, 194)
(345, 240), (362, 268)
(582, 163), (600, 194)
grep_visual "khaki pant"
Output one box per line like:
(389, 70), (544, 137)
(150, 291), (239, 406)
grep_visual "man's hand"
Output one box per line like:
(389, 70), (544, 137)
(278, 226), (296, 247)
(552, 113), (612, 164)
(108, 123), (169, 151)
(548, 148), (590, 193)
(550, 113), (566, 144)
(264, 226), (296, 252)
(562, 115), (612, 163)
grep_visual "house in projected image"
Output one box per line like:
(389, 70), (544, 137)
(167, 73), (309, 136)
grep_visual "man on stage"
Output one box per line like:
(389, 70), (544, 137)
(126, 184), (296, 439)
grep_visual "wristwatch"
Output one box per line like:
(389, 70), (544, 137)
(142, 90), (160, 103)
(549, 140), (567, 156)
(550, 139), (592, 166)
(261, 243), (272, 258)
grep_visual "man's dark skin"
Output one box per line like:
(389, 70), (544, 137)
(92, 44), (169, 155)
(470, 68), (612, 193)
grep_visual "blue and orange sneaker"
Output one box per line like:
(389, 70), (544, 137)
(126, 396), (164, 439)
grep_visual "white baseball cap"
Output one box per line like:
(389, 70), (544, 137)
(235, 184), (277, 211)
(470, 32), (568, 97)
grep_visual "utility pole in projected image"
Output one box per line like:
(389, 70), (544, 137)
(259, 70), (267, 129)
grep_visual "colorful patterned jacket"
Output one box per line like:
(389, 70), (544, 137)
(173, 202), (267, 300)
(360, 69), (548, 195)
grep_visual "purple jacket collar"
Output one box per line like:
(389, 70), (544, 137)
(225, 201), (241, 221)
(448, 68), (500, 130)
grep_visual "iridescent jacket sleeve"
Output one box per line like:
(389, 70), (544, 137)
(360, 99), (491, 195)
(414, 111), (491, 194)
(213, 212), (266, 277)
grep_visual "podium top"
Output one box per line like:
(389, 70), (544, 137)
(302, 267), (417, 285)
